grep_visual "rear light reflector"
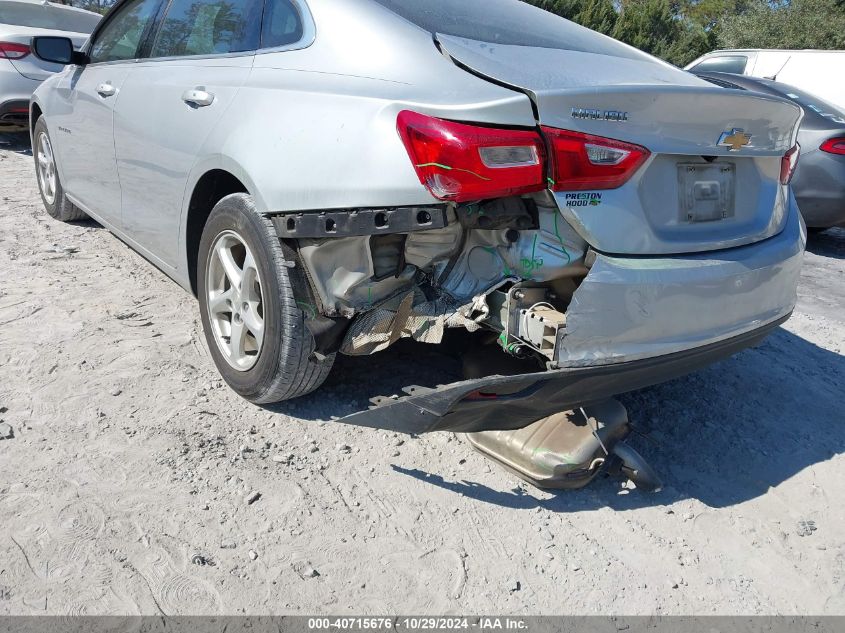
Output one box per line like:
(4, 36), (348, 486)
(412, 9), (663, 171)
(397, 110), (546, 203)
(820, 137), (845, 155)
(542, 128), (650, 191)
(781, 143), (800, 184)
(0, 42), (30, 59)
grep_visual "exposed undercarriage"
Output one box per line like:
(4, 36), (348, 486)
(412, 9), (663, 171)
(274, 192), (587, 372)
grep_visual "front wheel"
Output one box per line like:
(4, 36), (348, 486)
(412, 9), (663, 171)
(197, 194), (334, 403)
(33, 117), (87, 222)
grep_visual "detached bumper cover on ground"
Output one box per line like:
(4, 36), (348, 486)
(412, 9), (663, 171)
(346, 200), (805, 435)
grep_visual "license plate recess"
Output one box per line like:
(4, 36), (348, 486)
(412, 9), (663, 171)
(678, 162), (735, 223)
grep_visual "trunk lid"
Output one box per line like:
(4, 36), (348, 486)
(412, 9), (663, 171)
(438, 35), (804, 255)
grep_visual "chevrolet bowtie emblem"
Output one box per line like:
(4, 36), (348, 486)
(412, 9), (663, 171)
(718, 128), (753, 151)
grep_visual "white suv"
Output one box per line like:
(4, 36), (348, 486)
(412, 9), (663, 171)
(0, 0), (100, 130)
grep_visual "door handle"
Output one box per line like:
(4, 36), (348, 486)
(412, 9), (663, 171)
(96, 83), (117, 98)
(182, 89), (215, 108)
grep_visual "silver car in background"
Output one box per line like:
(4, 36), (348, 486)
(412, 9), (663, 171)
(29, 0), (805, 435)
(0, 0), (100, 130)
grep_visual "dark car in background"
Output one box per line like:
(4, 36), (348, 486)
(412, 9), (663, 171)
(694, 71), (845, 232)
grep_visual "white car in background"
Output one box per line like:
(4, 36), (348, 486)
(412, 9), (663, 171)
(685, 49), (845, 112)
(0, 0), (100, 131)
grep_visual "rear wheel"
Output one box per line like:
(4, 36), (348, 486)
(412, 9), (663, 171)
(33, 118), (87, 222)
(197, 193), (334, 404)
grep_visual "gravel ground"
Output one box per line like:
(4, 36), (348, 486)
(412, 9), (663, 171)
(0, 132), (843, 616)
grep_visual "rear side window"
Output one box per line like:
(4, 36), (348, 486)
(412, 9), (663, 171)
(89, 0), (161, 64)
(261, 0), (304, 49)
(151, 0), (263, 58)
(368, 0), (641, 59)
(690, 56), (748, 75)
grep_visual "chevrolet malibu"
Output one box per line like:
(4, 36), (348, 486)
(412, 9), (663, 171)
(29, 0), (806, 436)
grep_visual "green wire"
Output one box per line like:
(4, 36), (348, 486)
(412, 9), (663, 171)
(553, 211), (572, 267)
(415, 162), (492, 181)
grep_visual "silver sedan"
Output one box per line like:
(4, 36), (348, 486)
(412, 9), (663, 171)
(29, 0), (805, 435)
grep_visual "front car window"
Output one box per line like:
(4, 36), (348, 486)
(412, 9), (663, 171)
(690, 55), (748, 75)
(89, 0), (162, 64)
(150, 0), (263, 58)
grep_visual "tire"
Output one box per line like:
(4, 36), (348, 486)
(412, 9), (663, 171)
(197, 193), (334, 404)
(33, 117), (87, 222)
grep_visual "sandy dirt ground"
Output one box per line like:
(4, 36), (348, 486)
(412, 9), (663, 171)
(0, 131), (843, 616)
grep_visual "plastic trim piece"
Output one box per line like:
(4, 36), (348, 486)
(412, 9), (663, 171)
(271, 207), (448, 238)
(341, 314), (789, 435)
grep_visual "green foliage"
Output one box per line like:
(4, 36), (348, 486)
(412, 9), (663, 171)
(523, 0), (714, 65)
(579, 0), (619, 34)
(719, 0), (845, 49)
(611, 0), (679, 56)
(524, 0), (618, 33)
(524, 0), (842, 67)
(56, 0), (116, 13)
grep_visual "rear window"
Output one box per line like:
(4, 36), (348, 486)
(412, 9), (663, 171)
(368, 0), (641, 58)
(690, 55), (748, 75)
(771, 83), (845, 124)
(0, 1), (101, 33)
(261, 0), (304, 49)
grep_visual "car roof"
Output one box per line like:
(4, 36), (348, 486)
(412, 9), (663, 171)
(693, 71), (845, 131)
(3, 0), (100, 14)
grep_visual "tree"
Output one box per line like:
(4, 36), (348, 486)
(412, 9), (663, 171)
(719, 0), (845, 49)
(522, 0), (711, 66)
(579, 0), (618, 35)
(54, 0), (116, 14)
(611, 0), (678, 57)
(525, 0), (584, 20)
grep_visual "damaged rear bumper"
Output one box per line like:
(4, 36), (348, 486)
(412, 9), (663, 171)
(343, 314), (788, 434)
(344, 198), (805, 435)
(556, 193), (805, 367)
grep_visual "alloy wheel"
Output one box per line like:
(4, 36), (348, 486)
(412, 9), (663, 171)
(205, 230), (266, 371)
(36, 132), (57, 205)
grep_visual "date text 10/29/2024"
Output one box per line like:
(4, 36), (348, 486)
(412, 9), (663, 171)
(308, 619), (528, 631)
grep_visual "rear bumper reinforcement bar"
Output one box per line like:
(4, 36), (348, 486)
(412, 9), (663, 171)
(342, 314), (789, 435)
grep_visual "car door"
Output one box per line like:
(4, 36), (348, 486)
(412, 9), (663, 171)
(49, 0), (163, 225)
(112, 0), (263, 269)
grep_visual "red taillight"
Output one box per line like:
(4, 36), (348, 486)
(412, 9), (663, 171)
(781, 144), (800, 184)
(397, 110), (546, 203)
(542, 127), (650, 191)
(820, 137), (845, 155)
(0, 42), (30, 60)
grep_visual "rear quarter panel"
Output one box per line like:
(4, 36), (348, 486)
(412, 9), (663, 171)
(185, 0), (536, 216)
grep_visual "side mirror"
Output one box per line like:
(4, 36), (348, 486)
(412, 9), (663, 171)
(31, 36), (82, 65)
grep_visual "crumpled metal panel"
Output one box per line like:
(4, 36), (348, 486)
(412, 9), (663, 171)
(556, 195), (806, 367)
(442, 206), (587, 301)
(298, 237), (415, 316)
(340, 289), (485, 355)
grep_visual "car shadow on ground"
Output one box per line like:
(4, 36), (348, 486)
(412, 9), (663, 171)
(270, 322), (844, 510)
(390, 327), (844, 510)
(0, 131), (32, 156)
(807, 227), (845, 260)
